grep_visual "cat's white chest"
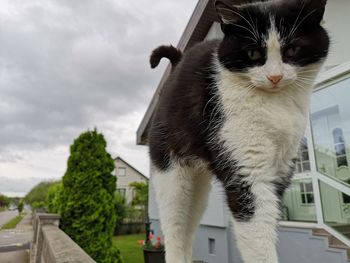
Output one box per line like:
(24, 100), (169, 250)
(217, 85), (311, 168)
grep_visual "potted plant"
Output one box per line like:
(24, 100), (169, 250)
(139, 233), (165, 263)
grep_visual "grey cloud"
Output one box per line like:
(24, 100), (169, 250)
(0, 0), (197, 194)
(0, 176), (48, 197)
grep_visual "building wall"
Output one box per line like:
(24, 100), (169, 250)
(148, 163), (229, 227)
(115, 158), (148, 203)
(150, 219), (348, 263)
(323, 0), (350, 69)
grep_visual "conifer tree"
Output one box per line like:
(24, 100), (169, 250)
(60, 129), (122, 263)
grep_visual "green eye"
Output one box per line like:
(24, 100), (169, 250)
(286, 46), (301, 57)
(247, 50), (262, 61)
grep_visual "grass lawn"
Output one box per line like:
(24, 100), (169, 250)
(1, 214), (24, 229)
(113, 234), (144, 263)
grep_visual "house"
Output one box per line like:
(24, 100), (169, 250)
(137, 0), (350, 262)
(114, 156), (149, 204)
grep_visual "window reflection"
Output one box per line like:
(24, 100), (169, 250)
(282, 179), (317, 222)
(295, 137), (311, 174)
(320, 181), (350, 237)
(311, 78), (350, 184)
(333, 128), (348, 167)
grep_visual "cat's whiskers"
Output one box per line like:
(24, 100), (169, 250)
(229, 22), (259, 41)
(247, 10), (260, 41)
(230, 9), (260, 40)
(288, 2), (306, 40)
(289, 9), (318, 39)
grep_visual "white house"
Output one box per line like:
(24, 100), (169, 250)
(114, 156), (148, 204)
(137, 0), (350, 262)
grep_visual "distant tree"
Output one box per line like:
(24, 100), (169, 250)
(24, 181), (58, 208)
(60, 129), (122, 263)
(47, 182), (62, 214)
(129, 181), (148, 208)
(17, 201), (24, 215)
(0, 194), (10, 208)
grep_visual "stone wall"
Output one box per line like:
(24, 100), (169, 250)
(31, 213), (95, 263)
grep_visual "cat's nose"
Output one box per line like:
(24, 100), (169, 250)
(267, 75), (283, 85)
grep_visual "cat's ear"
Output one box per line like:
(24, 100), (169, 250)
(214, 1), (241, 25)
(302, 0), (328, 25)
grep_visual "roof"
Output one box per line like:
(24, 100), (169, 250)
(136, 0), (219, 145)
(114, 156), (149, 181)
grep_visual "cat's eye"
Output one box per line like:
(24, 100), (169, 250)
(285, 46), (301, 57)
(247, 50), (262, 61)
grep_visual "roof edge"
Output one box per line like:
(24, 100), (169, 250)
(114, 156), (149, 181)
(136, 0), (213, 145)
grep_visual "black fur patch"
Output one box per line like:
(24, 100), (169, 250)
(148, 40), (223, 171)
(221, 175), (255, 222)
(212, 153), (255, 222)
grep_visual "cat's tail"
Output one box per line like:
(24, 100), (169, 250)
(150, 45), (182, 69)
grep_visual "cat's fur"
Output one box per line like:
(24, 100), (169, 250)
(148, 0), (330, 262)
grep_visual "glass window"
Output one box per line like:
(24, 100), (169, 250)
(295, 137), (311, 174)
(311, 78), (350, 185)
(300, 182), (315, 204)
(282, 179), (317, 222)
(208, 238), (216, 255)
(118, 167), (126, 177)
(319, 181), (350, 238)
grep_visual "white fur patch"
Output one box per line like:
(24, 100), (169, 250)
(152, 161), (212, 263)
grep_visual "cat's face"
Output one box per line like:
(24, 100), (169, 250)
(216, 0), (330, 92)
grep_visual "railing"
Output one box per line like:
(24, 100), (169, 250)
(32, 212), (95, 263)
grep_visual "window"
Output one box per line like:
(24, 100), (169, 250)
(118, 167), (126, 177)
(295, 137), (311, 173)
(282, 179), (317, 222)
(300, 182), (314, 204)
(117, 188), (126, 198)
(208, 238), (215, 255)
(333, 128), (348, 167)
(342, 193), (350, 204)
(311, 78), (350, 184)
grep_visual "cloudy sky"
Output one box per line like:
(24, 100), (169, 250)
(0, 0), (197, 197)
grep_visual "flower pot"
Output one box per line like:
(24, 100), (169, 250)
(143, 249), (165, 263)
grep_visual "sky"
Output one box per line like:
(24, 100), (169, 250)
(0, 0), (198, 197)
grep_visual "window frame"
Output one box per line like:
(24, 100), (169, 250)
(117, 167), (126, 177)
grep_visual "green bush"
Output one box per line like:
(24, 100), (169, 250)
(47, 182), (63, 213)
(31, 201), (46, 210)
(115, 192), (126, 233)
(60, 129), (122, 263)
(129, 182), (148, 208)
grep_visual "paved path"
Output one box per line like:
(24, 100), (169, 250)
(0, 213), (33, 263)
(0, 211), (17, 229)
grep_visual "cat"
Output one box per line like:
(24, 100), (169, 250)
(148, 0), (330, 262)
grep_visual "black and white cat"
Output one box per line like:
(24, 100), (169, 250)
(148, 0), (330, 262)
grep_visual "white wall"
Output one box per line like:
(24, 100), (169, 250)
(323, 0), (350, 69)
(148, 164), (229, 227)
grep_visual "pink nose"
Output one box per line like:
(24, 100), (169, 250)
(267, 75), (283, 85)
